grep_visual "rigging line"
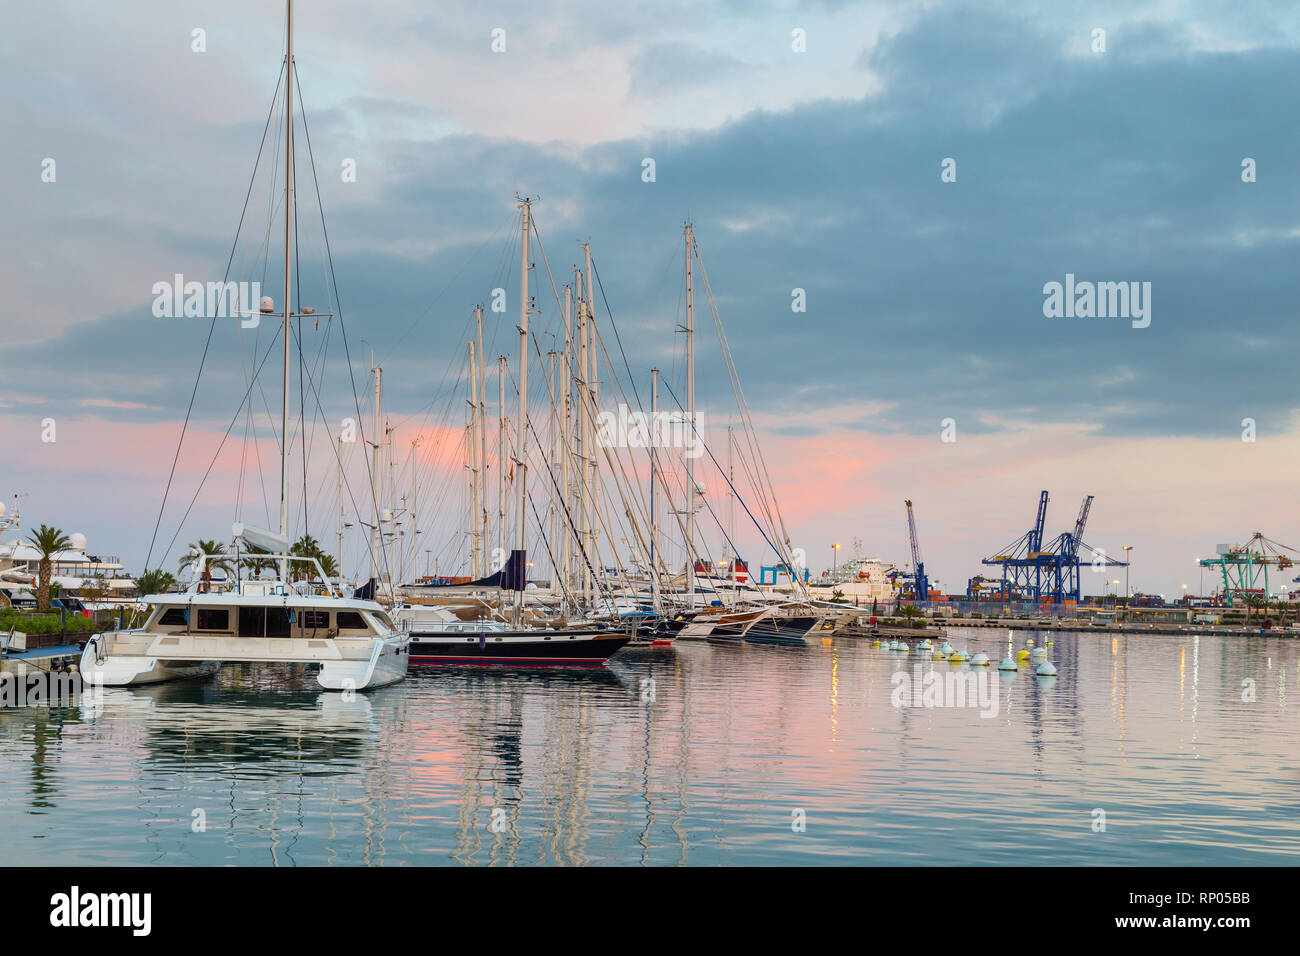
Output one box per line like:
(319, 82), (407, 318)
(659, 377), (787, 569)
(538, 355), (653, 606)
(523, 413), (611, 607)
(288, 321), (397, 579)
(161, 333), (284, 565)
(524, 485), (575, 611)
(695, 244), (796, 562)
(296, 64), (392, 589)
(144, 60), (285, 573)
(590, 255), (643, 412)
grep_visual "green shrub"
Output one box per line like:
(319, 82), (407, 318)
(0, 609), (98, 636)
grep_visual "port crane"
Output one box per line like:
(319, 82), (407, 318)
(901, 499), (929, 603)
(982, 490), (1124, 602)
(1198, 533), (1298, 606)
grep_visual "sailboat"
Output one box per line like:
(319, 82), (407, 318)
(81, 1), (409, 690)
(394, 198), (630, 666)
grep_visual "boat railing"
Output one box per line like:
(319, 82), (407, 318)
(187, 552), (338, 598)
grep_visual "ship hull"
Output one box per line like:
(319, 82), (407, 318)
(408, 628), (631, 666)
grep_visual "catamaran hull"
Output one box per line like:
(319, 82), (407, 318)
(76, 648), (221, 686)
(408, 629), (630, 666)
(80, 634), (410, 691)
(317, 640), (408, 690)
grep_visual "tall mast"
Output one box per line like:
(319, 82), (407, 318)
(727, 424), (735, 573)
(575, 265), (590, 606)
(370, 359), (382, 586)
(513, 198), (532, 626)
(498, 355), (507, 567)
(475, 305), (487, 580)
(409, 438), (418, 585)
(279, 0), (295, 554)
(547, 349), (559, 593)
(650, 367), (660, 611)
(585, 242), (599, 592)
(684, 222), (696, 608)
(336, 435), (344, 585)
(560, 284), (572, 605)
(468, 338), (480, 577)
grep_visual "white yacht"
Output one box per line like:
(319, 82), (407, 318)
(82, 541), (409, 690)
(81, 2), (409, 691)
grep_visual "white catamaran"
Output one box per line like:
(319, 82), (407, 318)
(81, 0), (409, 690)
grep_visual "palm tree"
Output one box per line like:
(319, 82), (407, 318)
(177, 539), (232, 593)
(26, 524), (71, 610)
(135, 569), (176, 598)
(289, 534), (338, 582)
(239, 544), (276, 579)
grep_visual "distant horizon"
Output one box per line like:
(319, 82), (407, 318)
(3, 1), (1298, 601)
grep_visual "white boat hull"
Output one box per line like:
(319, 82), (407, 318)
(81, 632), (409, 691)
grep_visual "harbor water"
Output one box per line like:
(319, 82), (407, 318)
(2, 626), (1297, 865)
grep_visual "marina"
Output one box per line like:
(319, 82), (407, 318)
(3, 0), (1299, 904)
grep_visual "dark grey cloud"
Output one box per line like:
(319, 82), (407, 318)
(6, 2), (1300, 449)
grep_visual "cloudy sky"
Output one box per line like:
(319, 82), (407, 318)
(2, 0), (1298, 598)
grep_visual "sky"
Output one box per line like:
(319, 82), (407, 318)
(1, 0), (1299, 598)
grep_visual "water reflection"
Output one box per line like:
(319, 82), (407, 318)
(1, 629), (1299, 865)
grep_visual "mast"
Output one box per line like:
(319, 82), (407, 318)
(548, 349), (559, 593)
(498, 354), (507, 568)
(575, 265), (590, 606)
(585, 242), (599, 593)
(513, 198), (532, 626)
(650, 367), (660, 611)
(475, 305), (487, 581)
(336, 435), (344, 585)
(727, 424), (735, 575)
(684, 222), (696, 608)
(560, 284), (572, 606)
(370, 360), (382, 586)
(468, 338), (480, 577)
(409, 438), (418, 585)
(278, 0), (295, 564)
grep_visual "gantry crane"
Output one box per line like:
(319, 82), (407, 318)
(902, 499), (929, 604)
(983, 490), (1124, 602)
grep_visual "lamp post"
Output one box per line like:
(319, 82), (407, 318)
(1111, 579), (1120, 606)
(832, 542), (841, 579)
(1181, 583), (1187, 606)
(1122, 545), (1133, 599)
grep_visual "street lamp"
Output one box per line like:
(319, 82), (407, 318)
(1111, 579), (1120, 606)
(832, 542), (841, 578)
(1122, 545), (1133, 599)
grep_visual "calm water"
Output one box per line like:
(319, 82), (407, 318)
(2, 627), (1298, 866)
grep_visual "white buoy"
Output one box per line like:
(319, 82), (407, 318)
(970, 652), (990, 666)
(1032, 647), (1048, 664)
(898, 642), (910, 653)
(998, 657), (1018, 671)
(1036, 660), (1057, 676)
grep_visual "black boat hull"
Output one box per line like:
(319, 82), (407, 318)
(408, 628), (631, 666)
